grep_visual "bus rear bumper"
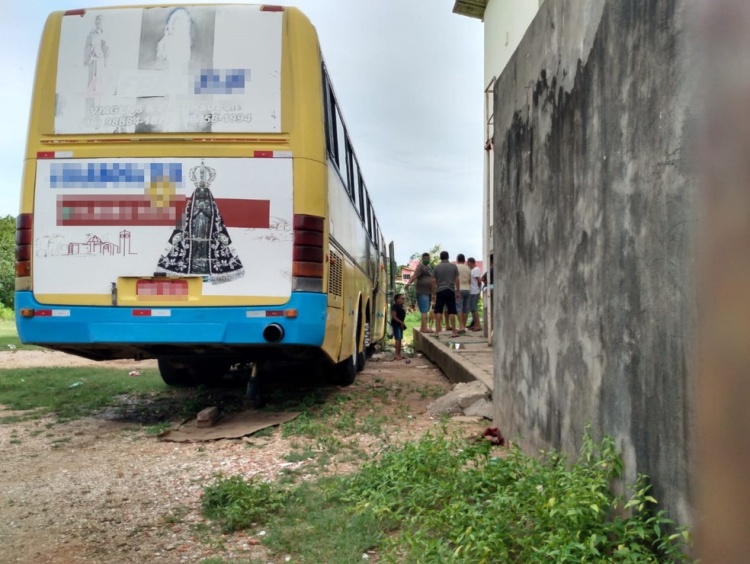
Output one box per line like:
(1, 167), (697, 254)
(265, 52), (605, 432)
(14, 292), (327, 347)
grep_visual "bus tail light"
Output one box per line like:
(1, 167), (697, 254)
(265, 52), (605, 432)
(292, 261), (324, 278)
(15, 214), (32, 280)
(292, 214), (324, 292)
(293, 246), (324, 263)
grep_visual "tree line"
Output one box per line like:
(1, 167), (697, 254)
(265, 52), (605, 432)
(0, 215), (15, 309)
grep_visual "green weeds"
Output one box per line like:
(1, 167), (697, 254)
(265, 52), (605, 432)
(202, 475), (290, 533)
(348, 428), (691, 562)
(201, 428), (692, 563)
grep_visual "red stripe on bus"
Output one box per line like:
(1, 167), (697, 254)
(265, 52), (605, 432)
(57, 196), (269, 228)
(218, 199), (271, 228)
(58, 195), (187, 226)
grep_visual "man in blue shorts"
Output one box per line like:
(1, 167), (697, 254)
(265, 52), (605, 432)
(390, 293), (407, 360)
(405, 252), (434, 333)
(431, 251), (460, 338)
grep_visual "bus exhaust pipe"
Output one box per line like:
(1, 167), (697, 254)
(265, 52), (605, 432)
(263, 323), (285, 343)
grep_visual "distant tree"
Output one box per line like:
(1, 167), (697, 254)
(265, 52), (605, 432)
(0, 215), (15, 309)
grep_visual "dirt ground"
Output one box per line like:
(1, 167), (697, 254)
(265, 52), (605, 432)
(0, 350), (482, 563)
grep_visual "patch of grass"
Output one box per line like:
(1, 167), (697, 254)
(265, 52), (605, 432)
(0, 319), (42, 351)
(0, 366), (167, 423)
(201, 428), (692, 563)
(163, 505), (190, 525)
(202, 475), (290, 533)
(50, 437), (72, 448)
(263, 478), (385, 563)
(252, 426), (274, 438)
(356, 413), (387, 436)
(284, 447), (317, 463)
(280, 411), (330, 439)
(189, 521), (227, 550)
(410, 382), (448, 399)
(347, 428), (692, 562)
(144, 421), (173, 436)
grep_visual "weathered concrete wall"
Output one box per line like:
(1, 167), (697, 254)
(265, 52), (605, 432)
(491, 0), (697, 526)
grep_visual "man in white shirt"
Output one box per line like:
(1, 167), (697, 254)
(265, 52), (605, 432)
(467, 257), (482, 331)
(455, 254), (472, 333)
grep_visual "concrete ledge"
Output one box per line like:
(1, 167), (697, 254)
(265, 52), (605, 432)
(413, 329), (494, 392)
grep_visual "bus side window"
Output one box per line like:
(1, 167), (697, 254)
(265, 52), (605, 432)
(335, 107), (347, 186)
(345, 141), (355, 200)
(358, 177), (366, 219)
(366, 197), (373, 238)
(323, 71), (336, 161)
(350, 155), (359, 206)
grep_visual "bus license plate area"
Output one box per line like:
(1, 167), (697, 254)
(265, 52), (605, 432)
(136, 279), (189, 301)
(114, 277), (203, 305)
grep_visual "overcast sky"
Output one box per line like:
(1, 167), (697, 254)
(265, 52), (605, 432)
(0, 0), (484, 266)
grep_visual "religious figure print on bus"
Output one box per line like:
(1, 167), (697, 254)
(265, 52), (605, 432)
(135, 6), (215, 133)
(55, 6), (281, 135)
(156, 160), (245, 284)
(84, 15), (109, 99)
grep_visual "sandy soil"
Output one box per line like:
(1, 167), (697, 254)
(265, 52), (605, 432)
(0, 349), (158, 370)
(0, 350), (482, 563)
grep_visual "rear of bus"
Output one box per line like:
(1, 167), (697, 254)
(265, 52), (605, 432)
(15, 5), (331, 381)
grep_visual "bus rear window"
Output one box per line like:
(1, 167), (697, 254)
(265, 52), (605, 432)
(54, 6), (282, 135)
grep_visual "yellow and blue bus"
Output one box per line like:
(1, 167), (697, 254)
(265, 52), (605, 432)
(15, 4), (394, 386)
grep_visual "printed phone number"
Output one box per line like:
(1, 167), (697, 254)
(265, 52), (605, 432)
(84, 114), (253, 128)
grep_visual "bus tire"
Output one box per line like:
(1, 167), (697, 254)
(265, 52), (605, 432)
(332, 354), (357, 386)
(158, 359), (197, 387)
(358, 321), (368, 371)
(190, 360), (232, 388)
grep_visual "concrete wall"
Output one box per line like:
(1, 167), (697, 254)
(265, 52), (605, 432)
(491, 0), (697, 526)
(482, 0), (541, 273)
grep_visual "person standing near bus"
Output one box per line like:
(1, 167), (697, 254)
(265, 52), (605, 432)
(467, 257), (482, 331)
(432, 251), (460, 338)
(405, 252), (434, 333)
(390, 293), (407, 361)
(455, 254), (472, 333)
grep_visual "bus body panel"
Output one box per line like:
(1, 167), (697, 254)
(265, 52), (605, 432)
(17, 5), (392, 371)
(16, 291), (326, 349)
(53, 6), (282, 136)
(32, 156), (293, 305)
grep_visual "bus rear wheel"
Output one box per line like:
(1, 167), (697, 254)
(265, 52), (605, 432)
(157, 359), (196, 387)
(158, 358), (232, 388)
(357, 322), (368, 372)
(331, 353), (357, 386)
